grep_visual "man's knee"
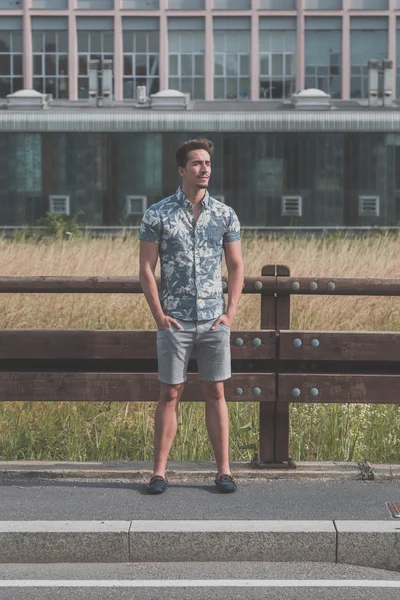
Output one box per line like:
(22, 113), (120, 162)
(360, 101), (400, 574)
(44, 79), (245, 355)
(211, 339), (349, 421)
(201, 381), (225, 402)
(159, 382), (184, 403)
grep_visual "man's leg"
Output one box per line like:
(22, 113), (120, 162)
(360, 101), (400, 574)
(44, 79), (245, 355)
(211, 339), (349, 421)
(201, 380), (231, 477)
(153, 319), (194, 479)
(196, 320), (232, 477)
(152, 382), (185, 478)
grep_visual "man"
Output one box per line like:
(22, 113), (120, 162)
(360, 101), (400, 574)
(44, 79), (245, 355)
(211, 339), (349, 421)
(139, 138), (244, 495)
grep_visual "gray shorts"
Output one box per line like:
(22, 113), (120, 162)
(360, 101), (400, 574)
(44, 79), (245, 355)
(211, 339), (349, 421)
(156, 317), (231, 385)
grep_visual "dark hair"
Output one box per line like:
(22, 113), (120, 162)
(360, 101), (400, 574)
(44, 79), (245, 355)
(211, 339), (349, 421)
(175, 138), (214, 168)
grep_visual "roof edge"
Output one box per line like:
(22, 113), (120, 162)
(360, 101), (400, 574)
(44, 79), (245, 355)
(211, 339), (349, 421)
(1, 111), (400, 133)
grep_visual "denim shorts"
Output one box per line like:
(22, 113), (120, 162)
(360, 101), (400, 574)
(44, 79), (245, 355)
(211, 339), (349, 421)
(156, 317), (231, 385)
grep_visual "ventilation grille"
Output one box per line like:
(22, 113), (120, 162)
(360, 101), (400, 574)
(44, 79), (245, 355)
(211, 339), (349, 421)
(126, 195), (147, 215)
(49, 195), (70, 215)
(281, 196), (302, 217)
(359, 196), (380, 217)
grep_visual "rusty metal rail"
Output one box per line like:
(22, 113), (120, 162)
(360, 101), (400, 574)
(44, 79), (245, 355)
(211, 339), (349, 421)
(0, 265), (400, 468)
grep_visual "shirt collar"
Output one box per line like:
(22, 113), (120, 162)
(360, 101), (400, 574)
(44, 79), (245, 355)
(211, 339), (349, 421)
(175, 186), (210, 209)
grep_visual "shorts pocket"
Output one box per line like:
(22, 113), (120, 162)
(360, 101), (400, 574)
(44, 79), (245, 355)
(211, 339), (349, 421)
(157, 325), (173, 333)
(219, 322), (231, 331)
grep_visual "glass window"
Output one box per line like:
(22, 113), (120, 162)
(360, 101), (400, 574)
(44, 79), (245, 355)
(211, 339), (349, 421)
(12, 32), (22, 53)
(13, 54), (23, 76)
(78, 31), (89, 53)
(168, 30), (205, 99)
(169, 54), (178, 76)
(349, 0), (387, 8)
(305, 29), (342, 98)
(259, 0), (296, 7)
(135, 54), (147, 76)
(44, 32), (56, 53)
(103, 32), (114, 53)
(33, 55), (42, 76)
(305, 0), (342, 7)
(33, 31), (69, 99)
(214, 30), (250, 99)
(78, 31), (114, 99)
(45, 55), (57, 76)
(214, 0), (251, 7)
(240, 55), (249, 76)
(124, 55), (133, 76)
(123, 30), (159, 99)
(259, 29), (296, 99)
(148, 31), (159, 52)
(350, 27), (387, 98)
(90, 32), (102, 54)
(0, 30), (24, 98)
(135, 32), (147, 53)
(214, 54), (224, 76)
(57, 31), (68, 53)
(0, 32), (11, 53)
(194, 54), (203, 76)
(0, 55), (10, 76)
(169, 0), (204, 7)
(121, 0), (159, 7)
(78, 55), (87, 75)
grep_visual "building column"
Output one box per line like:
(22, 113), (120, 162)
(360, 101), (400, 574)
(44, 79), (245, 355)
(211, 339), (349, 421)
(342, 0), (350, 100)
(251, 0), (259, 101)
(296, 0), (304, 91)
(114, 0), (123, 101)
(23, 0), (32, 90)
(205, 0), (214, 100)
(159, 0), (168, 91)
(68, 0), (78, 101)
(389, 0), (397, 99)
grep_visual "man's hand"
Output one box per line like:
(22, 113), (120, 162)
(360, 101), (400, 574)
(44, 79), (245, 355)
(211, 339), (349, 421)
(211, 312), (235, 330)
(156, 315), (183, 331)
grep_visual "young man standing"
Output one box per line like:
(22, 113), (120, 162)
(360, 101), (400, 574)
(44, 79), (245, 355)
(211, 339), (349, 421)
(139, 139), (244, 495)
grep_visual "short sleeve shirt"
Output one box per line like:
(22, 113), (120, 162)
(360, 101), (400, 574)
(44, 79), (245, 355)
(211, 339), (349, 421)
(139, 187), (241, 321)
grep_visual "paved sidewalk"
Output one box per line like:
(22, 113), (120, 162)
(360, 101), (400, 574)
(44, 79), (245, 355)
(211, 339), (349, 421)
(0, 461), (399, 569)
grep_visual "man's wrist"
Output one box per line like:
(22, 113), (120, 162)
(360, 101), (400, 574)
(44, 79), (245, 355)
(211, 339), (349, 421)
(154, 310), (165, 324)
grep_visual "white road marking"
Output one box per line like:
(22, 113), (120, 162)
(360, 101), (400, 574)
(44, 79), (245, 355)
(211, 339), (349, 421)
(0, 580), (399, 588)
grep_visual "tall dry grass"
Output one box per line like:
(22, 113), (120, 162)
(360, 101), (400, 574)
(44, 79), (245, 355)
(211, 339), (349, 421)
(0, 233), (399, 463)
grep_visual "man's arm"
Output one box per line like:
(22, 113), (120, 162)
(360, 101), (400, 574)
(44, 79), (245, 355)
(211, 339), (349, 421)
(224, 240), (244, 323)
(139, 240), (181, 330)
(212, 240), (244, 329)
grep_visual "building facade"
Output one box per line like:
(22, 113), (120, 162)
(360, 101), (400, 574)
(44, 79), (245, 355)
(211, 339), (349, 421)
(2, 0), (400, 102)
(1, 111), (400, 231)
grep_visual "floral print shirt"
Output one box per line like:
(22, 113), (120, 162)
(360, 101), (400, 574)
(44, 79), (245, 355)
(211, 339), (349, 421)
(139, 187), (241, 321)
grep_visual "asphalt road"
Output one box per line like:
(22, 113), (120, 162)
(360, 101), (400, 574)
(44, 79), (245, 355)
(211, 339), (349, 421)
(0, 563), (400, 600)
(0, 478), (398, 520)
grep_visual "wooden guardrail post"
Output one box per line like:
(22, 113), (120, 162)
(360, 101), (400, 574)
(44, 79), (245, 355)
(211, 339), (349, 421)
(275, 265), (291, 464)
(259, 264), (276, 463)
(258, 264), (292, 466)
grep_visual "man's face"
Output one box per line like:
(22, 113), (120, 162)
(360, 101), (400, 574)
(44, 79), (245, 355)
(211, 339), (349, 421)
(179, 149), (211, 190)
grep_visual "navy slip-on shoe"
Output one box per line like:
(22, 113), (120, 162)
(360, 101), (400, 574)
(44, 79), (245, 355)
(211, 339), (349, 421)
(147, 475), (167, 494)
(215, 473), (237, 493)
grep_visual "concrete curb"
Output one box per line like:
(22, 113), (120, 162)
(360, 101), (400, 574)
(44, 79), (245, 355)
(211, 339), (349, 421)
(0, 460), (399, 481)
(0, 520), (399, 570)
